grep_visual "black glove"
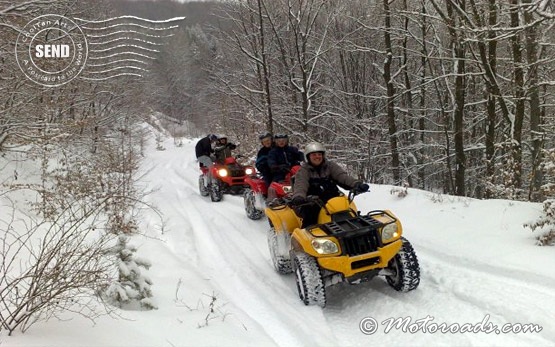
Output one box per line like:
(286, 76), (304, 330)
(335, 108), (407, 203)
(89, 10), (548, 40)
(228, 144), (237, 150)
(353, 181), (369, 193)
(291, 195), (306, 206)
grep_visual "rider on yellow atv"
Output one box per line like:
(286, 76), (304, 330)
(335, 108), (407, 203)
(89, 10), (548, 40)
(290, 141), (369, 226)
(265, 142), (419, 307)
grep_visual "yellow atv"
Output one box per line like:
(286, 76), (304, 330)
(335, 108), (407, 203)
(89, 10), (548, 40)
(265, 189), (420, 307)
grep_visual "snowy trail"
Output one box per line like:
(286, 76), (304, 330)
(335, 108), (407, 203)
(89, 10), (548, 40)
(6, 134), (554, 347)
(141, 138), (555, 346)
(143, 143), (338, 347)
(322, 244), (555, 346)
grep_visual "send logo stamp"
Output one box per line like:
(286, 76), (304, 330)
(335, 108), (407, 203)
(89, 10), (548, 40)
(15, 14), (184, 88)
(15, 14), (88, 87)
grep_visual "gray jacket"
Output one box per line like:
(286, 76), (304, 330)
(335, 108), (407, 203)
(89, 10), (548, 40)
(292, 160), (358, 199)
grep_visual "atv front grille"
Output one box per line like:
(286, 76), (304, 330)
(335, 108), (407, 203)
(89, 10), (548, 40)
(229, 166), (245, 177)
(320, 215), (383, 256)
(342, 232), (381, 256)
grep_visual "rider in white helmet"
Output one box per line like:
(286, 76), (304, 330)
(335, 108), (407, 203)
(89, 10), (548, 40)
(291, 141), (368, 227)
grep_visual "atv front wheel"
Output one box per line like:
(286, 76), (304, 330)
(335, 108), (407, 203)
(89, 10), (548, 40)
(209, 183), (223, 202)
(267, 228), (292, 274)
(385, 237), (420, 292)
(199, 175), (209, 197)
(293, 252), (326, 307)
(244, 189), (263, 220)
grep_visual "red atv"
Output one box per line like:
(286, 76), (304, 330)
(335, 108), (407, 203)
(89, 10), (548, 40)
(199, 156), (256, 202)
(243, 165), (301, 220)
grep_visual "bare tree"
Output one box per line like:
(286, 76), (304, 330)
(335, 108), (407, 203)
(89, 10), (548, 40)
(0, 200), (115, 335)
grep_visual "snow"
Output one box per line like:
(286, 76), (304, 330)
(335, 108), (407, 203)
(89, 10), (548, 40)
(2, 132), (555, 347)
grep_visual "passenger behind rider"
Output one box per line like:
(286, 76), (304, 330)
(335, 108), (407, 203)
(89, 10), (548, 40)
(291, 141), (369, 228)
(266, 134), (304, 200)
(267, 134), (303, 182)
(213, 134), (237, 164)
(195, 134), (218, 168)
(255, 132), (274, 187)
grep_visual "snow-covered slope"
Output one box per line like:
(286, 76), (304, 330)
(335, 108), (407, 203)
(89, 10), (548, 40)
(3, 133), (555, 347)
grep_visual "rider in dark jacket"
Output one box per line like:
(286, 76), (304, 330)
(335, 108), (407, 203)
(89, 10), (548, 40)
(255, 132), (274, 186)
(267, 134), (303, 182)
(195, 134), (217, 167)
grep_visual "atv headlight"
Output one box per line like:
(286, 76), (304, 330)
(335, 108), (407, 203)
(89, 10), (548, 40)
(245, 168), (254, 175)
(217, 168), (228, 177)
(382, 223), (399, 243)
(311, 238), (339, 255)
(283, 185), (292, 193)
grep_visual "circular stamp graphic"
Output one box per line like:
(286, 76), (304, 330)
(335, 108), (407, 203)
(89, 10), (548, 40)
(15, 14), (88, 87)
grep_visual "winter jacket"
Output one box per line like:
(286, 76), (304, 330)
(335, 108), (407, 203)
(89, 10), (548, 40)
(256, 146), (273, 184)
(267, 145), (304, 182)
(214, 143), (237, 163)
(195, 136), (213, 158)
(292, 159), (358, 203)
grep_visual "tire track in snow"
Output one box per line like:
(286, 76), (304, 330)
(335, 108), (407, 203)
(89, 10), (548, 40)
(156, 150), (339, 347)
(318, 242), (553, 346)
(417, 246), (555, 343)
(322, 248), (552, 346)
(415, 243), (555, 295)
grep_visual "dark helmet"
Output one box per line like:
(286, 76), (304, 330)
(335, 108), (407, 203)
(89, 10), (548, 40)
(209, 134), (218, 141)
(259, 132), (273, 141)
(274, 134), (288, 139)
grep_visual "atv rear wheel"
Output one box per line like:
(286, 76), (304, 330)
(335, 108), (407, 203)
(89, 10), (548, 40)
(244, 189), (263, 220)
(385, 237), (420, 292)
(293, 252), (326, 307)
(209, 183), (223, 202)
(199, 175), (209, 197)
(267, 228), (292, 274)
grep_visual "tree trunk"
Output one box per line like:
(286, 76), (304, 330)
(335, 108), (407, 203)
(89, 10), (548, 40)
(523, 0), (543, 201)
(510, 0), (524, 192)
(418, 2), (428, 190)
(401, 0), (414, 187)
(383, 0), (400, 185)
(447, 0), (467, 196)
(484, 0), (497, 199)
(257, 0), (274, 133)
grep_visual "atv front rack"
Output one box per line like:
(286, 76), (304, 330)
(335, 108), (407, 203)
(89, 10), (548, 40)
(315, 210), (396, 238)
(310, 210), (398, 256)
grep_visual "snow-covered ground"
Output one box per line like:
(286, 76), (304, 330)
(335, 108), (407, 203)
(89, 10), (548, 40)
(3, 132), (555, 347)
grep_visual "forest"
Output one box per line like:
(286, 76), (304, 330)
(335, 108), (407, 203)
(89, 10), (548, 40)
(3, 0), (555, 202)
(106, 0), (555, 201)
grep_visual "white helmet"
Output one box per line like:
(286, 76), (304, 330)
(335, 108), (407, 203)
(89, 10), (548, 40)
(304, 141), (325, 161)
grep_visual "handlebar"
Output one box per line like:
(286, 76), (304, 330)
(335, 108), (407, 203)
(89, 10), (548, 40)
(269, 186), (369, 209)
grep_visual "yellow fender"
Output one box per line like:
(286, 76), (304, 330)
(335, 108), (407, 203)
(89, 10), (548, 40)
(264, 205), (301, 234)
